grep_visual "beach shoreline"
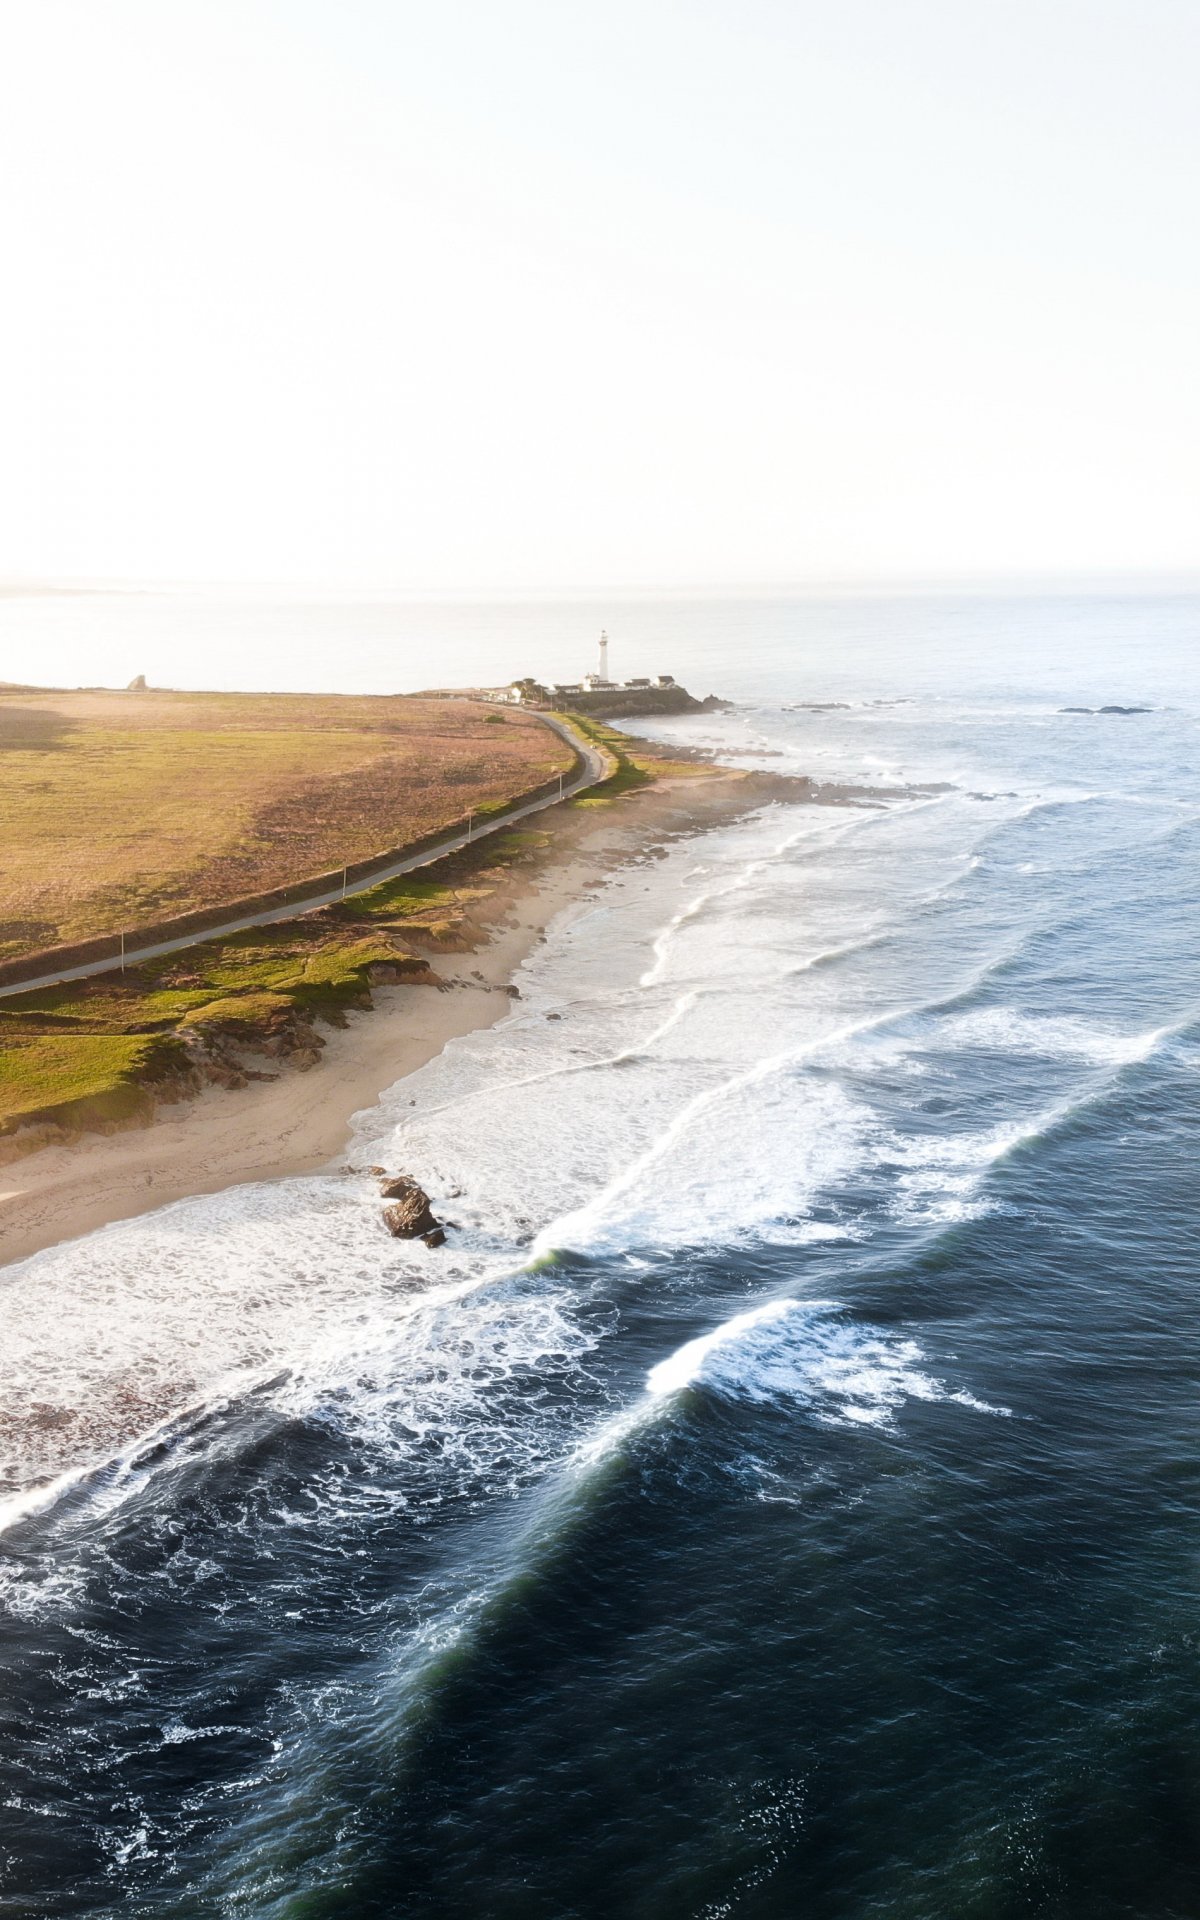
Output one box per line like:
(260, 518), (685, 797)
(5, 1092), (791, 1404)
(0, 771), (800, 1270)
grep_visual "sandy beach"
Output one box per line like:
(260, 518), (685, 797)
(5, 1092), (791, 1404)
(0, 771), (785, 1269)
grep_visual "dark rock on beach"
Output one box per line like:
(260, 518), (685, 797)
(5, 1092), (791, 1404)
(383, 1194), (438, 1238)
(379, 1173), (421, 1201)
(380, 1175), (442, 1240)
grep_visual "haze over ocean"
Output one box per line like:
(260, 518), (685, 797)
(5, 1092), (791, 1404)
(3, 585), (1200, 1916)
(3, 579), (1198, 701)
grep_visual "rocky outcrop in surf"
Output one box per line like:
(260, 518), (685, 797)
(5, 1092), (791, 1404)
(379, 1174), (445, 1246)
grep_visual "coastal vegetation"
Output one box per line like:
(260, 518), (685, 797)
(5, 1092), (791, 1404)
(0, 687), (571, 961)
(0, 708), (714, 1158)
(0, 823), (565, 1152)
(564, 712), (709, 803)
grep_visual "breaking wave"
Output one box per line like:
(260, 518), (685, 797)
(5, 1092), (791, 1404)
(646, 1297), (1011, 1426)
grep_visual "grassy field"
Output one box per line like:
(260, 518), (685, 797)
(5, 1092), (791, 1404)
(0, 705), (714, 1149)
(563, 711), (711, 802)
(0, 822), (558, 1140)
(0, 688), (571, 959)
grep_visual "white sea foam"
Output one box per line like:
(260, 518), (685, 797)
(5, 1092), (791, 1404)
(1009, 790), (1102, 821)
(638, 807), (854, 988)
(0, 753), (1161, 1520)
(937, 1007), (1166, 1068)
(0, 1171), (579, 1523)
(872, 1013), (1168, 1224)
(646, 1298), (1010, 1427)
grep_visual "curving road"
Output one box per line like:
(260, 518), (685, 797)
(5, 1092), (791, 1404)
(0, 710), (610, 1002)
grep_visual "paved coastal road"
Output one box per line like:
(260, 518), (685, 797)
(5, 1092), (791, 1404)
(0, 711), (610, 1002)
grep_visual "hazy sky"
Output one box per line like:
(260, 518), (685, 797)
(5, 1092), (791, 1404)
(2, 0), (1197, 589)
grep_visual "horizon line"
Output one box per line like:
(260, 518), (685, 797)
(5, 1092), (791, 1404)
(3, 567), (1200, 603)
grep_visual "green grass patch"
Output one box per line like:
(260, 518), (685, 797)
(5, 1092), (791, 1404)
(0, 751), (582, 1140)
(166, 929), (405, 1014)
(339, 873), (459, 922)
(0, 981), (220, 1033)
(181, 991), (293, 1029)
(562, 712), (652, 803)
(490, 829), (551, 855)
(0, 1032), (166, 1130)
(561, 711), (715, 799)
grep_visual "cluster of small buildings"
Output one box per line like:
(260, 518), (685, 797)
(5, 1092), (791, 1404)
(487, 631), (676, 706)
(489, 673), (676, 707)
(549, 672), (675, 697)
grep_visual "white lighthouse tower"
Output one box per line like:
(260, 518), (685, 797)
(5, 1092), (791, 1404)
(598, 629), (610, 683)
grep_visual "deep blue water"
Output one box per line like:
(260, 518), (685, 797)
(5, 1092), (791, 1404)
(2, 589), (1200, 1916)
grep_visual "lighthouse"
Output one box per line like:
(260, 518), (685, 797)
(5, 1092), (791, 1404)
(581, 629), (615, 693)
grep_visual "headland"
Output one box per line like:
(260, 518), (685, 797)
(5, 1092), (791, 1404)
(0, 698), (830, 1264)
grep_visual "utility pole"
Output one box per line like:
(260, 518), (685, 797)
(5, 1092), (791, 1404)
(341, 866), (348, 901)
(120, 930), (125, 974)
(467, 809), (474, 843)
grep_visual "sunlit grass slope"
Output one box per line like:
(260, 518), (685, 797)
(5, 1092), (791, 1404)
(0, 826), (548, 1138)
(0, 689), (571, 959)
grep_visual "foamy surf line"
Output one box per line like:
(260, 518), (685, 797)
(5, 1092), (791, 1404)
(360, 987), (704, 1135)
(638, 809), (859, 986)
(2, 760), (806, 1274)
(184, 1287), (1012, 1909)
(525, 967), (1045, 1261)
(637, 796), (945, 989)
(646, 1296), (1012, 1426)
(2, 968), (1163, 1523)
(2, 758), (1154, 1538)
(0, 1216), (559, 1538)
(0, 1363), (288, 1539)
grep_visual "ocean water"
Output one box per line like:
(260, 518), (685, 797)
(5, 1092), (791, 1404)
(3, 588), (1200, 1917)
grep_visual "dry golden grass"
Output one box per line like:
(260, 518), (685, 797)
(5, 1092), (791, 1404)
(0, 689), (571, 957)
